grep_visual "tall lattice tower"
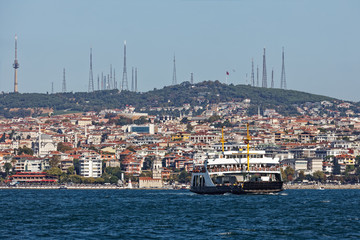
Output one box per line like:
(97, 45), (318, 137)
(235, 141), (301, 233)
(113, 68), (116, 89)
(172, 55), (177, 85)
(88, 48), (94, 92)
(62, 68), (66, 92)
(97, 75), (100, 91)
(280, 47), (287, 89)
(190, 72), (194, 84)
(122, 41), (129, 91)
(256, 65), (259, 87)
(251, 59), (255, 86)
(271, 68), (274, 88)
(262, 48), (267, 88)
(110, 64), (113, 89)
(131, 67), (134, 91)
(108, 74), (111, 89)
(135, 67), (138, 92)
(13, 34), (19, 93)
(101, 72), (104, 90)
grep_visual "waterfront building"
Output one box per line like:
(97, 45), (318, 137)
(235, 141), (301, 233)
(307, 158), (323, 174)
(139, 155), (163, 188)
(8, 172), (57, 184)
(79, 154), (102, 178)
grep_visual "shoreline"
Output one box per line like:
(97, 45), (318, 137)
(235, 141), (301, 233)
(1, 184), (360, 190)
(284, 184), (360, 189)
(0, 185), (179, 190)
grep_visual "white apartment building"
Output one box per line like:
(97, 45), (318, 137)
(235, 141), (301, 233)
(79, 155), (102, 178)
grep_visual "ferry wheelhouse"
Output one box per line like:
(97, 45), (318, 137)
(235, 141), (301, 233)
(190, 125), (283, 194)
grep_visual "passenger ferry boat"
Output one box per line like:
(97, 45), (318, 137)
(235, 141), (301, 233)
(190, 125), (283, 194)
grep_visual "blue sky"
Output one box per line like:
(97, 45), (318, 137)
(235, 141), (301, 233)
(0, 0), (359, 101)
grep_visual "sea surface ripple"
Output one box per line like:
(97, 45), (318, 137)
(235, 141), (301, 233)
(0, 189), (359, 239)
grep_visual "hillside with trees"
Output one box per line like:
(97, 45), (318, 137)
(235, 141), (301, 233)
(0, 80), (354, 118)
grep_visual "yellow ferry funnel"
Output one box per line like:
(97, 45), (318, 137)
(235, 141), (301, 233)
(244, 123), (251, 172)
(220, 127), (226, 154)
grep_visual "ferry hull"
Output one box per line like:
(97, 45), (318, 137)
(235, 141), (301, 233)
(190, 181), (283, 195)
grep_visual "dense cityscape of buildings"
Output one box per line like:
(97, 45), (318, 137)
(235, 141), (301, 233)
(1, 100), (360, 187)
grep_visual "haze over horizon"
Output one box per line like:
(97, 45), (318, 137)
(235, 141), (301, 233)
(0, 0), (359, 101)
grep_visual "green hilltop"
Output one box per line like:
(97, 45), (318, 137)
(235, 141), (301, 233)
(0, 80), (352, 118)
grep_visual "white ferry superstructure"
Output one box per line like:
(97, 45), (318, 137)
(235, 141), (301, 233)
(190, 150), (283, 194)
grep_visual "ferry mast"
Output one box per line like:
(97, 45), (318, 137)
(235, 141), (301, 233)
(245, 123), (251, 171)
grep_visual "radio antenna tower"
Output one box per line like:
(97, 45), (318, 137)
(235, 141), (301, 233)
(108, 74), (111, 89)
(101, 72), (104, 90)
(262, 48), (267, 88)
(110, 64), (113, 89)
(172, 54), (177, 85)
(62, 68), (66, 92)
(51, 82), (54, 94)
(280, 47), (287, 89)
(251, 59), (255, 86)
(131, 67), (134, 91)
(190, 72), (194, 84)
(88, 48), (94, 92)
(271, 68), (274, 88)
(135, 67), (138, 92)
(256, 65), (259, 87)
(113, 69), (116, 89)
(13, 34), (19, 93)
(97, 74), (100, 91)
(122, 41), (128, 91)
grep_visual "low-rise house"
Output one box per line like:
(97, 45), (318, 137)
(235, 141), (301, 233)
(60, 159), (74, 172)
(335, 154), (355, 166)
(13, 155), (49, 172)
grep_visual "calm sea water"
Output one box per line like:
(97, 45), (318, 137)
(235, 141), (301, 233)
(0, 189), (359, 239)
